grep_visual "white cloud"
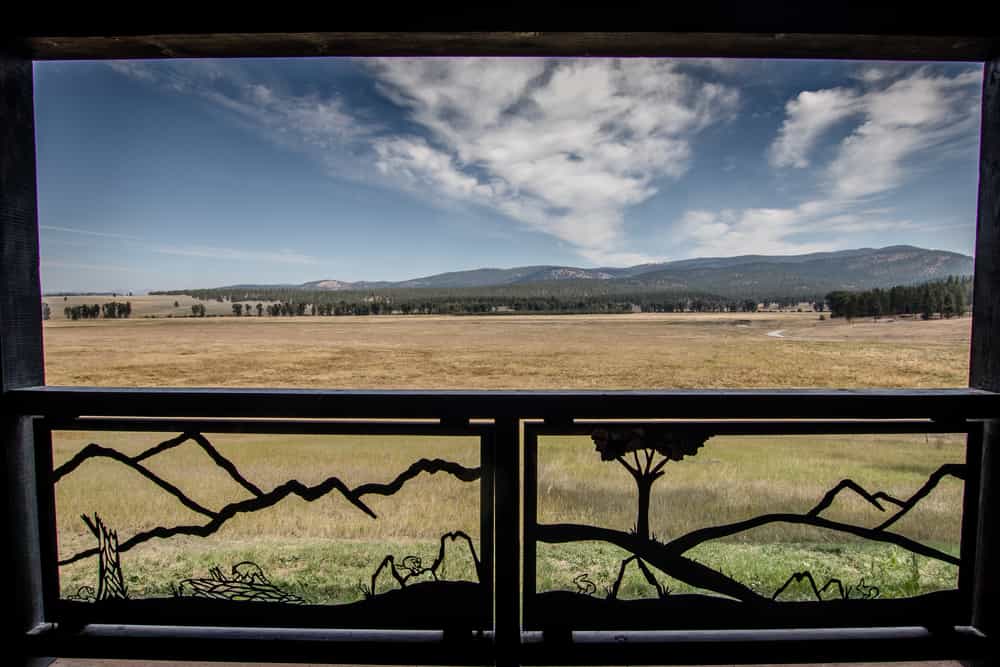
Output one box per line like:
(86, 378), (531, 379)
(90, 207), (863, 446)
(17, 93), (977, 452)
(370, 58), (739, 264)
(677, 206), (829, 257)
(769, 88), (860, 168)
(769, 67), (981, 199)
(675, 67), (980, 258)
(675, 203), (916, 258)
(825, 69), (981, 199)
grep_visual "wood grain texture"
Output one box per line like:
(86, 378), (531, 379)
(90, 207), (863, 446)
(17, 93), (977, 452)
(1, 55), (48, 667)
(971, 60), (1000, 392)
(13, 31), (997, 62)
(0, 56), (44, 391)
(967, 59), (998, 658)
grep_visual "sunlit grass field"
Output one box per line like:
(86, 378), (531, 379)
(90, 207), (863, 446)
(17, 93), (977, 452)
(41, 304), (971, 389)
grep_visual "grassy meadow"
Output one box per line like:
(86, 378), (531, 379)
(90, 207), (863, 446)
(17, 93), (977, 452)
(43, 295), (973, 607)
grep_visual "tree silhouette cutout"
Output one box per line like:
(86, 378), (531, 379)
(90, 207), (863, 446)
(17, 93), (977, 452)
(591, 426), (710, 541)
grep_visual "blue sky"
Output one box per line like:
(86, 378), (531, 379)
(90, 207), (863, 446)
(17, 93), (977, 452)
(33, 58), (983, 293)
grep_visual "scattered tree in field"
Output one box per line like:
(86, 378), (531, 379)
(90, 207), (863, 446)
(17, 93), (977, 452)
(232, 303), (243, 317)
(42, 303), (51, 321)
(63, 304), (102, 320)
(174, 300), (180, 308)
(191, 303), (206, 317)
(256, 303), (263, 317)
(102, 301), (132, 319)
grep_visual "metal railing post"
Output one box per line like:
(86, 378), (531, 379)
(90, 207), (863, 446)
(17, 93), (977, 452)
(494, 416), (520, 667)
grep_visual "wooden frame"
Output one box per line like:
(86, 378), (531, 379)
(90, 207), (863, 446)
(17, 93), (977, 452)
(3, 21), (999, 667)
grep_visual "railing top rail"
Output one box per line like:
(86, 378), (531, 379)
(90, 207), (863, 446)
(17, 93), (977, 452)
(39, 416), (492, 435)
(6, 386), (999, 420)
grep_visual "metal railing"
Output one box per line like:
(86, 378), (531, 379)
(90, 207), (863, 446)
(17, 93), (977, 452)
(9, 386), (998, 665)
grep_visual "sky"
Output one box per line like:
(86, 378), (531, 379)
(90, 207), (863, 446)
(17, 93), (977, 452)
(33, 57), (984, 293)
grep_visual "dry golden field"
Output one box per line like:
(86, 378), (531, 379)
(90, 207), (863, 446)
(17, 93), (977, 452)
(41, 295), (972, 388)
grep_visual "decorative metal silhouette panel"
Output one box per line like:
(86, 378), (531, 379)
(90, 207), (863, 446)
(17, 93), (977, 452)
(523, 422), (974, 631)
(41, 420), (493, 630)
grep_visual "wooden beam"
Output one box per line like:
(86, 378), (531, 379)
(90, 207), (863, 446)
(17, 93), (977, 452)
(0, 54), (48, 666)
(14, 31), (998, 62)
(0, 58), (43, 389)
(972, 61), (1000, 392)
(970, 57), (1000, 662)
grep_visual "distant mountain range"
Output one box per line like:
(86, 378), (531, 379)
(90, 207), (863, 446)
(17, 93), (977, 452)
(252, 246), (974, 299)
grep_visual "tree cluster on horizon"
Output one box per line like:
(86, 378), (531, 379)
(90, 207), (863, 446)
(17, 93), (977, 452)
(825, 276), (971, 321)
(63, 301), (131, 320)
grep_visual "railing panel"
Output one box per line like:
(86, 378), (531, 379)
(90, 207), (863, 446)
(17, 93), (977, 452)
(524, 420), (977, 634)
(37, 418), (494, 633)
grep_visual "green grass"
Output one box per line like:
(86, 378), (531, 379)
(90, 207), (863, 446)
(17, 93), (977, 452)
(59, 538), (957, 604)
(53, 430), (966, 604)
(536, 541), (957, 601)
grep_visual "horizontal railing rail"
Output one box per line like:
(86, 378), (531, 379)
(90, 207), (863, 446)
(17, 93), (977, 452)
(6, 386), (1000, 419)
(23, 624), (990, 665)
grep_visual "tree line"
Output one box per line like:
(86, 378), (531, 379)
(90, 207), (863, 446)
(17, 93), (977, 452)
(183, 295), (780, 317)
(63, 301), (132, 320)
(154, 285), (820, 317)
(825, 276), (972, 321)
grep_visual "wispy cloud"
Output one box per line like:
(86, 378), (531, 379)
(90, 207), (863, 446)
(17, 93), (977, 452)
(770, 67), (981, 197)
(40, 224), (143, 241)
(825, 69), (981, 199)
(769, 87), (861, 168)
(41, 258), (155, 274)
(152, 244), (319, 264)
(676, 203), (917, 257)
(110, 61), (372, 154)
(41, 224), (320, 265)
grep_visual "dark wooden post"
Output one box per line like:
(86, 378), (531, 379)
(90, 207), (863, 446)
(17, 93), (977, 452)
(0, 54), (48, 666)
(970, 57), (1000, 663)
